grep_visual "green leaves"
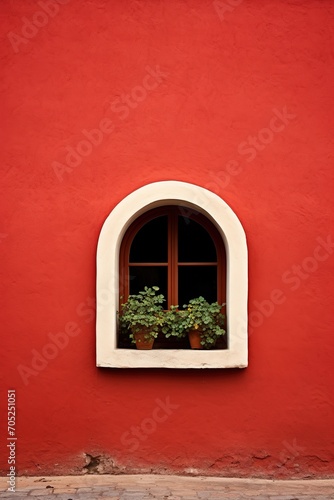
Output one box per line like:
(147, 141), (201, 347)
(119, 288), (226, 349)
(161, 307), (187, 339)
(119, 286), (165, 342)
(181, 296), (226, 349)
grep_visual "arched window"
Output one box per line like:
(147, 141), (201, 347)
(119, 206), (227, 349)
(96, 181), (248, 368)
(120, 206), (226, 307)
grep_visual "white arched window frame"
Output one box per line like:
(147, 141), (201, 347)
(96, 181), (248, 369)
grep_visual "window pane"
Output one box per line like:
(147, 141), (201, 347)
(178, 217), (217, 262)
(129, 266), (168, 302)
(178, 266), (217, 305)
(130, 216), (168, 263)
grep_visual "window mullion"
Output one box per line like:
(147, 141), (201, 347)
(168, 208), (178, 307)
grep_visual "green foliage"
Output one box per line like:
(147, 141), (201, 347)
(182, 296), (226, 349)
(161, 305), (187, 339)
(119, 287), (226, 348)
(119, 286), (165, 342)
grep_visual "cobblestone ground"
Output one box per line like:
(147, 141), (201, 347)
(0, 475), (334, 500)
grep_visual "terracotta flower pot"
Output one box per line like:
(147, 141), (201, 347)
(188, 329), (203, 349)
(133, 329), (155, 350)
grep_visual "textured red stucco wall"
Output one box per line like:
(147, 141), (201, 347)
(1, 0), (334, 478)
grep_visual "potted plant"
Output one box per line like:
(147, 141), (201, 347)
(182, 296), (226, 349)
(161, 305), (188, 341)
(119, 286), (165, 349)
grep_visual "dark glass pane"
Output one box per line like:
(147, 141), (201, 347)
(130, 216), (167, 263)
(178, 266), (217, 305)
(129, 266), (167, 303)
(178, 217), (217, 262)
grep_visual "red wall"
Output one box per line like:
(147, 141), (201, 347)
(1, 0), (334, 478)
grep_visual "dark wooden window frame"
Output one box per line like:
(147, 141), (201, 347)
(119, 205), (226, 308)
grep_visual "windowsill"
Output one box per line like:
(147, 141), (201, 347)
(97, 346), (247, 369)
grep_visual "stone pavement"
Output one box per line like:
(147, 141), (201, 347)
(0, 474), (334, 500)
